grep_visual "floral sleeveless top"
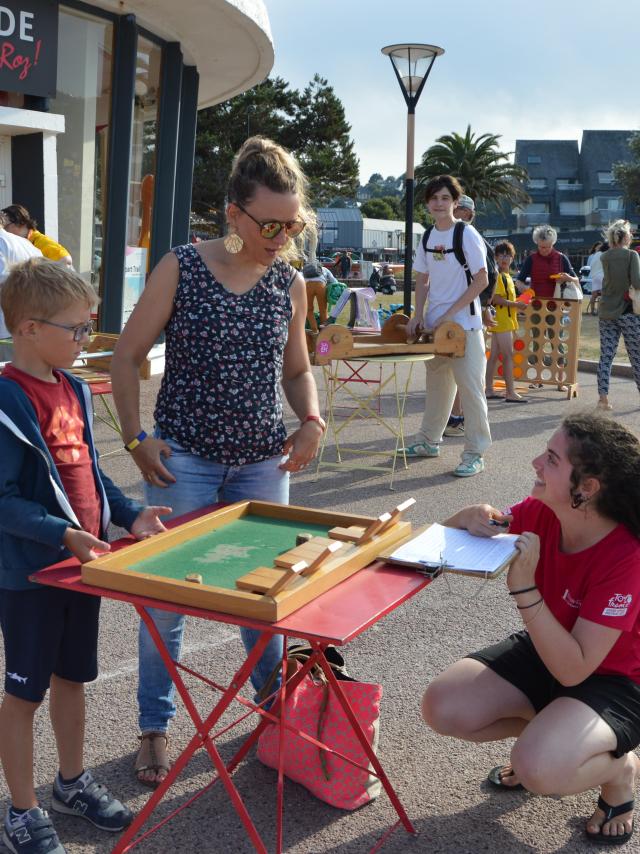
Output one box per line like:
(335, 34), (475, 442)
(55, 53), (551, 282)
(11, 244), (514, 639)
(154, 244), (295, 465)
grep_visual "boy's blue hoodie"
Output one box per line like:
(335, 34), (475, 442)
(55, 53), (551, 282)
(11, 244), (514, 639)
(0, 369), (143, 590)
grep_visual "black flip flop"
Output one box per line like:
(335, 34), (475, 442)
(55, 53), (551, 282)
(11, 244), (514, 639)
(504, 398), (529, 404)
(485, 394), (505, 400)
(487, 764), (524, 791)
(586, 795), (634, 846)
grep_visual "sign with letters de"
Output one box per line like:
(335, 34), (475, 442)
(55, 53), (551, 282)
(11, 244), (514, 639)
(0, 1), (58, 98)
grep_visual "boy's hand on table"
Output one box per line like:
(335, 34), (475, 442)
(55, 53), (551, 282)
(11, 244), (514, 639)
(131, 506), (172, 539)
(63, 527), (110, 563)
(131, 436), (176, 487)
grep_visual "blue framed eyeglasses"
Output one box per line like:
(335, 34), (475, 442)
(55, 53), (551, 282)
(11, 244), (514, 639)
(31, 318), (94, 342)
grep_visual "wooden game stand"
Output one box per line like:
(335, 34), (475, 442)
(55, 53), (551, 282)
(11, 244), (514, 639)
(307, 314), (466, 365)
(81, 499), (417, 622)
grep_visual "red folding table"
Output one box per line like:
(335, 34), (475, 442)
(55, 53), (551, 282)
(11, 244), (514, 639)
(33, 512), (430, 854)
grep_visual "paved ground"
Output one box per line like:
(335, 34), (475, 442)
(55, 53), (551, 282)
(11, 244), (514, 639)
(1, 363), (639, 854)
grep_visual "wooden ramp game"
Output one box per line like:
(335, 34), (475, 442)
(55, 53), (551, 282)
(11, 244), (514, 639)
(82, 499), (416, 622)
(307, 314), (466, 365)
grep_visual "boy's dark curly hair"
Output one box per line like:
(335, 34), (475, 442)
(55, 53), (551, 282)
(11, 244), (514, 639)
(562, 413), (640, 537)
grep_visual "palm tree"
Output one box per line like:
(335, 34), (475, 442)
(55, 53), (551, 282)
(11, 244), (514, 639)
(415, 124), (530, 210)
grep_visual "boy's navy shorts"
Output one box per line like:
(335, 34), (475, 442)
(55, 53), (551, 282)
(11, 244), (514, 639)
(0, 586), (101, 702)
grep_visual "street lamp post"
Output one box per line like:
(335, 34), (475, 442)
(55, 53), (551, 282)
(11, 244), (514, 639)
(381, 43), (444, 315)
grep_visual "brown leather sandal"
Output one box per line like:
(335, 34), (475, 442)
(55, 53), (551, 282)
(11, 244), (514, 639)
(135, 731), (170, 788)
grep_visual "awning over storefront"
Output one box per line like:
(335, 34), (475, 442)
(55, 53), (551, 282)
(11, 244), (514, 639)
(94, 0), (273, 107)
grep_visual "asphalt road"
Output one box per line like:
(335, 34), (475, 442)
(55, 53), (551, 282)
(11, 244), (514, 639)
(1, 363), (639, 854)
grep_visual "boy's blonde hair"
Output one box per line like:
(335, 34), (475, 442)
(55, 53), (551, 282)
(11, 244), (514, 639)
(1, 258), (99, 333)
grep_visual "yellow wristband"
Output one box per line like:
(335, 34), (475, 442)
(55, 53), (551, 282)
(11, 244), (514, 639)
(124, 430), (147, 452)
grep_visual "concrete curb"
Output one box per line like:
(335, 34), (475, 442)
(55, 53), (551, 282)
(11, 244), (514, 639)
(578, 359), (633, 377)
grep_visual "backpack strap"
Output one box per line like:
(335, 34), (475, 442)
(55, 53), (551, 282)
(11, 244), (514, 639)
(421, 224), (434, 252)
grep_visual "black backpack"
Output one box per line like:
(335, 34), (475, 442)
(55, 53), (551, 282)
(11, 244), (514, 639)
(421, 221), (497, 313)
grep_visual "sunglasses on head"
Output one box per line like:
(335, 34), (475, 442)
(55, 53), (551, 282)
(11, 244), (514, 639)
(234, 203), (306, 239)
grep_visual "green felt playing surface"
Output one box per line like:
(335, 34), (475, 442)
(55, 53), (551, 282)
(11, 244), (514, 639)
(128, 516), (331, 589)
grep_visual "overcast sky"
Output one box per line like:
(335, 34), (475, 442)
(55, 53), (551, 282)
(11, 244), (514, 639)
(266, 0), (638, 183)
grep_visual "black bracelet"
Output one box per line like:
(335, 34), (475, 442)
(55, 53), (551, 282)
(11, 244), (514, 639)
(517, 597), (543, 610)
(508, 585), (538, 596)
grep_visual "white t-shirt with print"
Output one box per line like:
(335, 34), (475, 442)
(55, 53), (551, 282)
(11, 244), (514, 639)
(413, 222), (487, 331)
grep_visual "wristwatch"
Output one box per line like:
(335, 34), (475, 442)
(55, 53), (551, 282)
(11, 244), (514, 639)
(301, 414), (326, 433)
(124, 430), (148, 452)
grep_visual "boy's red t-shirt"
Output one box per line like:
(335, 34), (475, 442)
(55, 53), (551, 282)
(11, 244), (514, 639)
(510, 497), (640, 683)
(2, 364), (101, 537)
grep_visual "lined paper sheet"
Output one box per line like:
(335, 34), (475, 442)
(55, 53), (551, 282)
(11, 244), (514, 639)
(389, 524), (518, 575)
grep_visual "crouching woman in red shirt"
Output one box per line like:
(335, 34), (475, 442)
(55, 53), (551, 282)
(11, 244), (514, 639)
(422, 413), (640, 846)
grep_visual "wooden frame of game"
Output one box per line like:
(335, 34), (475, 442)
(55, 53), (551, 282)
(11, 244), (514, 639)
(488, 297), (581, 399)
(82, 499), (415, 622)
(307, 315), (466, 365)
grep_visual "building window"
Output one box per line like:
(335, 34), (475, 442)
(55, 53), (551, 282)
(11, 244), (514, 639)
(527, 155), (541, 164)
(525, 203), (549, 214)
(527, 178), (547, 189)
(559, 202), (582, 216)
(122, 34), (162, 316)
(598, 171), (614, 184)
(556, 179), (582, 191)
(594, 196), (623, 212)
(50, 6), (114, 287)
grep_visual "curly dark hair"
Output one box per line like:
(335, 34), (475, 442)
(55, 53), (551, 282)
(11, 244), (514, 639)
(562, 412), (640, 537)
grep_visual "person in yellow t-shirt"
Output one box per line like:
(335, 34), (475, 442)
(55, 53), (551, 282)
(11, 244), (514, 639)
(485, 240), (528, 403)
(2, 204), (73, 267)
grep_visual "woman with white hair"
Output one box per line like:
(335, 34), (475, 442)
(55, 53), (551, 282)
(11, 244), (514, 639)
(596, 220), (640, 411)
(515, 224), (579, 299)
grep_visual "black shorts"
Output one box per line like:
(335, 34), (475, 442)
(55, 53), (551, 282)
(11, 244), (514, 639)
(467, 630), (640, 758)
(0, 586), (101, 702)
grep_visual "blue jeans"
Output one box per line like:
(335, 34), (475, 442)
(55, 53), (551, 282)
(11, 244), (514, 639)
(138, 435), (289, 732)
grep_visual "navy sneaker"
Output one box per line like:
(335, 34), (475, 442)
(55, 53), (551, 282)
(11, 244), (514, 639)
(2, 807), (66, 853)
(51, 771), (133, 832)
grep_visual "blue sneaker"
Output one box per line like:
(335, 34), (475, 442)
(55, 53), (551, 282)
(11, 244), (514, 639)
(3, 807), (65, 853)
(401, 440), (440, 458)
(51, 771), (133, 832)
(453, 454), (485, 477)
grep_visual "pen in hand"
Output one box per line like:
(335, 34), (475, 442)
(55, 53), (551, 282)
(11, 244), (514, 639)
(489, 518), (510, 528)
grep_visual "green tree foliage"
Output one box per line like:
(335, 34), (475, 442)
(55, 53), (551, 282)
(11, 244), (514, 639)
(415, 125), (530, 210)
(192, 74), (358, 230)
(360, 196), (402, 220)
(290, 74), (359, 207)
(613, 132), (640, 210)
(360, 173), (403, 200)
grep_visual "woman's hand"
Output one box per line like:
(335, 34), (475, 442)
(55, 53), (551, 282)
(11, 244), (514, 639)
(280, 421), (323, 472)
(444, 504), (512, 537)
(130, 506), (172, 539)
(130, 437), (176, 487)
(507, 531), (540, 591)
(405, 315), (423, 338)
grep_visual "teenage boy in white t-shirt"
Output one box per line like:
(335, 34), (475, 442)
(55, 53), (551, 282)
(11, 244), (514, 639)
(404, 175), (491, 477)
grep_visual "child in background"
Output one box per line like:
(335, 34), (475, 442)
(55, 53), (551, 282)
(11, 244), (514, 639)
(0, 259), (171, 854)
(2, 205), (73, 267)
(485, 241), (528, 403)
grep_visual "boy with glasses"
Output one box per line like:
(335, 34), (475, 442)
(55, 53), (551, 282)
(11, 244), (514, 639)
(0, 259), (171, 854)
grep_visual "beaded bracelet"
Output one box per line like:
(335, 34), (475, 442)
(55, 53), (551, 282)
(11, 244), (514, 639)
(516, 597), (543, 610)
(508, 585), (538, 596)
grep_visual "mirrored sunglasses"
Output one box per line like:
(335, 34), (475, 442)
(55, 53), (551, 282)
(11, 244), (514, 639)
(235, 203), (306, 239)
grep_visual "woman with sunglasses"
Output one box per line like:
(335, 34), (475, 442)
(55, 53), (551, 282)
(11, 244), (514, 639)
(111, 136), (324, 787)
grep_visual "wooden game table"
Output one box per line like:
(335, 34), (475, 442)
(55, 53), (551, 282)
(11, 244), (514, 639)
(33, 505), (429, 854)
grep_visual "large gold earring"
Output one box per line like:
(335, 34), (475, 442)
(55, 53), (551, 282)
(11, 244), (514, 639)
(224, 230), (243, 254)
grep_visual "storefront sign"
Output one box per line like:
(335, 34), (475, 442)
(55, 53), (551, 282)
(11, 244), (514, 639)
(0, 1), (58, 97)
(122, 247), (147, 328)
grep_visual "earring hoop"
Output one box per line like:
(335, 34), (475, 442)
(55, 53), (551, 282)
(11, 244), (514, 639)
(224, 231), (244, 254)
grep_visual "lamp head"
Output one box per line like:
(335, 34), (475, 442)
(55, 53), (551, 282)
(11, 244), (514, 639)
(381, 43), (444, 108)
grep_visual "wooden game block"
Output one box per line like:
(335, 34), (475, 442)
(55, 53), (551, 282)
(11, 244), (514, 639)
(236, 566), (284, 593)
(358, 513), (392, 545)
(301, 541), (343, 576)
(329, 525), (367, 542)
(185, 573), (203, 584)
(378, 498), (416, 534)
(274, 537), (333, 569)
(265, 561), (308, 597)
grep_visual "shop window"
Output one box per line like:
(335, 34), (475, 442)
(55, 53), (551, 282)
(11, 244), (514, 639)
(122, 35), (162, 323)
(49, 7), (114, 288)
